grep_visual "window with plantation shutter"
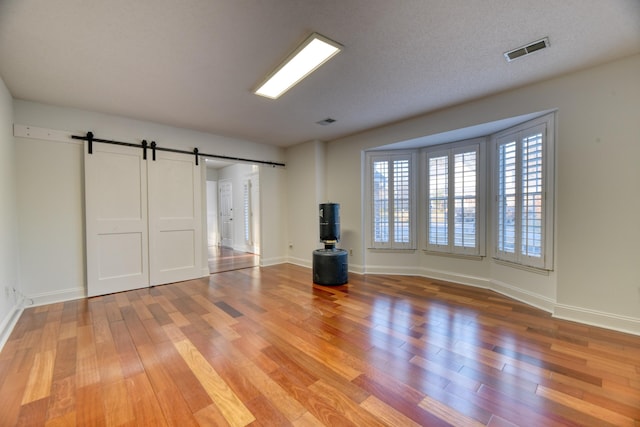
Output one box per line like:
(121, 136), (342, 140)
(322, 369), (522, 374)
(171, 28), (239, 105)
(393, 159), (411, 244)
(243, 181), (250, 243)
(426, 140), (484, 255)
(372, 159), (389, 244)
(494, 113), (554, 270)
(428, 155), (448, 246)
(368, 151), (416, 249)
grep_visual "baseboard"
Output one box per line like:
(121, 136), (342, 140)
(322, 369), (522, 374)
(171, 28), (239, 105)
(347, 263), (365, 274)
(554, 304), (640, 336)
(260, 256), (287, 267)
(362, 264), (490, 290)
(25, 287), (86, 308)
(360, 263), (556, 316)
(360, 263), (556, 315)
(490, 279), (556, 313)
(363, 264), (422, 276)
(232, 244), (251, 253)
(0, 300), (24, 351)
(287, 255), (365, 275)
(358, 264), (639, 336)
(287, 257), (312, 268)
(418, 267), (491, 290)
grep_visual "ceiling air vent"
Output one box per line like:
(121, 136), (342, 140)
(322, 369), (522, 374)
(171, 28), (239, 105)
(504, 37), (549, 62)
(316, 118), (337, 126)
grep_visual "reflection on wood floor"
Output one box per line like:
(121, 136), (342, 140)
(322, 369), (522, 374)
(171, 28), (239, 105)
(2, 264), (639, 426)
(208, 245), (259, 274)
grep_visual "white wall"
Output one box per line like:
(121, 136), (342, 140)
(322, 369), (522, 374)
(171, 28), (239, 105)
(0, 76), (21, 347)
(16, 137), (85, 304)
(206, 167), (219, 247)
(6, 55), (640, 339)
(320, 54), (640, 334)
(285, 140), (328, 267)
(259, 165), (287, 266)
(14, 101), (285, 304)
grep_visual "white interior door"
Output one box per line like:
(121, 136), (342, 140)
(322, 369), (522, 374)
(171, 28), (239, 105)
(148, 151), (202, 286)
(85, 144), (149, 297)
(219, 180), (233, 248)
(250, 174), (261, 255)
(243, 179), (252, 249)
(206, 180), (218, 247)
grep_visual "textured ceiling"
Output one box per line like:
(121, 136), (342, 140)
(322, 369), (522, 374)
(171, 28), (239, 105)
(1, 0), (639, 147)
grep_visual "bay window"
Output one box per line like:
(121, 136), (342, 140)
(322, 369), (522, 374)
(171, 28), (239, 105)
(426, 139), (484, 255)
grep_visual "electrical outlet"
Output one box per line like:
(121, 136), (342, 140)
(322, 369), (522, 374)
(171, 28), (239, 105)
(349, 248), (353, 256)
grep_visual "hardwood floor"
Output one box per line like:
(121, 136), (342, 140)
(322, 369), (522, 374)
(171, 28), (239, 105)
(208, 246), (259, 274)
(1, 264), (639, 426)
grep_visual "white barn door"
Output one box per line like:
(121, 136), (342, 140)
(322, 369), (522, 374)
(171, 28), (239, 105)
(85, 144), (204, 297)
(148, 151), (202, 285)
(85, 144), (149, 297)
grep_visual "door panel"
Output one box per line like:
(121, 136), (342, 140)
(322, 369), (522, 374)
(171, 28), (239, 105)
(85, 144), (149, 297)
(206, 180), (218, 247)
(148, 151), (202, 285)
(249, 174), (260, 255)
(219, 180), (233, 248)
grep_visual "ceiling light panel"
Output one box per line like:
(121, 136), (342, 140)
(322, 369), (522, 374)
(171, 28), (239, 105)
(254, 33), (342, 99)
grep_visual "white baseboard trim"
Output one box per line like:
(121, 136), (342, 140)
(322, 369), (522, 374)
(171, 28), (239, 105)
(0, 300), (24, 351)
(361, 264), (490, 290)
(287, 257), (312, 268)
(25, 287), (86, 308)
(348, 263), (365, 274)
(363, 264), (421, 276)
(554, 304), (640, 336)
(260, 256), (287, 267)
(358, 264), (639, 336)
(490, 279), (556, 313)
(418, 267), (491, 290)
(360, 265), (555, 315)
(232, 244), (252, 253)
(286, 255), (365, 275)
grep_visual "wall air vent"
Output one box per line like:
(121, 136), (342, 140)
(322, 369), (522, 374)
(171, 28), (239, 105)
(504, 37), (549, 62)
(316, 118), (337, 126)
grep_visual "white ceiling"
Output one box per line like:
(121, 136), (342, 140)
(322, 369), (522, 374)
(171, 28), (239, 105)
(1, 0), (639, 148)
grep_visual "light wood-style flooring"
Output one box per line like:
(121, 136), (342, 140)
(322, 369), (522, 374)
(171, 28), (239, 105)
(1, 264), (639, 426)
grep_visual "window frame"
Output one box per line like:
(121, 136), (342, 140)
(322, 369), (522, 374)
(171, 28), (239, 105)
(424, 138), (486, 256)
(491, 113), (555, 270)
(366, 150), (417, 250)
(243, 179), (251, 245)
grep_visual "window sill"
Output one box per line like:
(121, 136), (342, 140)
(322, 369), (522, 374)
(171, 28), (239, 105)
(368, 248), (417, 252)
(422, 250), (484, 261)
(492, 258), (553, 275)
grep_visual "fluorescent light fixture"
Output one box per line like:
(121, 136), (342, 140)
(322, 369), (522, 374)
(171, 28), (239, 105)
(254, 33), (342, 99)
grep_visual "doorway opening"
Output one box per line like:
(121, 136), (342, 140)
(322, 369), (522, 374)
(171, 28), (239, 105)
(206, 162), (260, 273)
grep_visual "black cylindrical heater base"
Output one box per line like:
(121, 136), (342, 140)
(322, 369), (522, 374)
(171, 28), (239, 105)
(313, 248), (348, 286)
